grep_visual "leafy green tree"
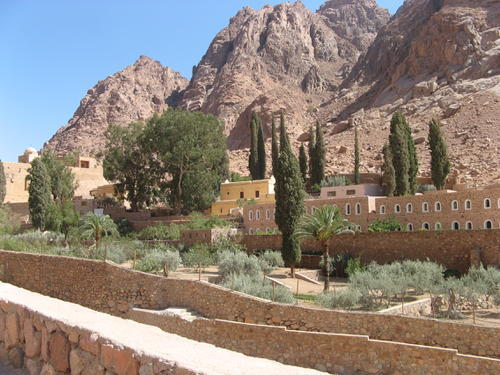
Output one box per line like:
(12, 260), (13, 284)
(27, 158), (52, 230)
(274, 115), (305, 277)
(311, 121), (325, 186)
(298, 143), (308, 183)
(182, 243), (214, 280)
(257, 115), (266, 179)
(0, 160), (6, 204)
(40, 150), (76, 202)
(382, 144), (396, 197)
(295, 205), (353, 291)
(271, 117), (279, 177)
(46, 201), (80, 241)
(103, 122), (158, 212)
(428, 119), (450, 190)
(368, 217), (402, 232)
(403, 120), (419, 194)
(354, 127), (360, 185)
(389, 112), (410, 196)
(79, 213), (118, 256)
(144, 109), (228, 214)
(248, 112), (259, 179)
(307, 126), (316, 184)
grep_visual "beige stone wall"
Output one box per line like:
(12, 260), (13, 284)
(0, 250), (498, 361)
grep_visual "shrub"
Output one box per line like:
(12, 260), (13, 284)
(320, 175), (351, 187)
(417, 184), (436, 193)
(317, 289), (361, 310)
(319, 253), (352, 277)
(100, 242), (127, 264)
(188, 212), (231, 229)
(0, 205), (19, 235)
(368, 217), (403, 232)
(444, 269), (461, 279)
(218, 250), (261, 280)
(261, 250), (284, 268)
(114, 218), (134, 237)
(134, 248), (181, 276)
(135, 223), (181, 240)
(211, 236), (245, 255)
(182, 243), (214, 272)
(220, 274), (294, 304)
(345, 257), (365, 278)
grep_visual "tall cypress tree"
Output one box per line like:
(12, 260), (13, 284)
(256, 116), (266, 179)
(311, 121), (325, 186)
(354, 127), (360, 185)
(389, 112), (410, 196)
(271, 116), (279, 177)
(403, 119), (419, 194)
(248, 112), (259, 180)
(0, 160), (6, 204)
(382, 144), (396, 197)
(27, 158), (52, 230)
(307, 126), (316, 184)
(298, 143), (308, 183)
(275, 114), (305, 277)
(428, 119), (450, 190)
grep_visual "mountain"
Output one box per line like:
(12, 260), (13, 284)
(44, 56), (188, 155)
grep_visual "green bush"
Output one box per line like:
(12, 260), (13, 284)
(417, 184), (436, 193)
(319, 253), (352, 278)
(220, 274), (294, 304)
(320, 175), (352, 187)
(188, 212), (231, 229)
(261, 250), (284, 268)
(0, 206), (19, 235)
(317, 289), (361, 310)
(134, 248), (181, 275)
(182, 243), (214, 269)
(218, 250), (261, 280)
(345, 258), (365, 278)
(114, 218), (134, 237)
(368, 217), (403, 232)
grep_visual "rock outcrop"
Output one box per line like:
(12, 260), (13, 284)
(44, 56), (188, 155)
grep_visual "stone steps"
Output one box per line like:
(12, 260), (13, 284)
(133, 306), (202, 322)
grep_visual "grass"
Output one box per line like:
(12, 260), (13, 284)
(294, 293), (317, 302)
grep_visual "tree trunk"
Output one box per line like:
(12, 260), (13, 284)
(323, 241), (330, 292)
(175, 169), (184, 215)
(290, 265), (295, 278)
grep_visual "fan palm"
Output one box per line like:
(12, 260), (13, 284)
(79, 213), (118, 259)
(295, 205), (354, 291)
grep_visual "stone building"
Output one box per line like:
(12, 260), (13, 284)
(243, 184), (500, 234)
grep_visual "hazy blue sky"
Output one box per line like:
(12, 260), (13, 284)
(0, 0), (403, 162)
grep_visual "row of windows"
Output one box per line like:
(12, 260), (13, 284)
(408, 220), (495, 231)
(248, 228), (278, 234)
(238, 190), (260, 199)
(380, 198), (496, 215)
(248, 209), (274, 221)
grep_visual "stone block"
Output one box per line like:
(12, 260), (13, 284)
(70, 348), (105, 375)
(0, 311), (5, 342)
(8, 346), (24, 368)
(41, 326), (49, 361)
(5, 313), (19, 349)
(40, 363), (56, 375)
(79, 333), (99, 356)
(101, 344), (139, 375)
(26, 357), (42, 375)
(49, 331), (70, 372)
(24, 318), (41, 358)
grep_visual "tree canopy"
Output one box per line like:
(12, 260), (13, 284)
(428, 119), (450, 190)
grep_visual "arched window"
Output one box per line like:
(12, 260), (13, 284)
(345, 204), (351, 215)
(465, 200), (472, 210)
(484, 220), (493, 229)
(422, 222), (430, 230)
(407, 223), (414, 231)
(266, 209), (271, 220)
(394, 204), (401, 213)
(266, 228), (271, 233)
(435, 222), (442, 231)
(435, 202), (442, 212)
(451, 200), (458, 210)
(256, 210), (260, 220)
(406, 203), (413, 213)
(465, 221), (473, 230)
(249, 210), (253, 221)
(422, 202), (429, 213)
(484, 198), (491, 209)
(452, 221), (460, 230)
(380, 205), (386, 214)
(355, 203), (361, 215)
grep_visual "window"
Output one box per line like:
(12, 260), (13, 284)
(255, 190), (260, 198)
(422, 222), (430, 230)
(240, 192), (244, 199)
(249, 210), (253, 221)
(266, 228), (271, 233)
(256, 210), (261, 220)
(465, 222), (473, 230)
(345, 204), (351, 215)
(484, 220), (493, 229)
(435, 222), (442, 230)
(220, 208), (223, 213)
(452, 221), (460, 230)
(346, 189), (356, 195)
(451, 200), (458, 210)
(327, 191), (336, 197)
(266, 209), (271, 220)
(80, 160), (90, 168)
(394, 204), (401, 213)
(465, 200), (471, 210)
(81, 201), (87, 207)
(380, 205), (386, 214)
(407, 223), (414, 231)
(355, 203), (361, 215)
(435, 202), (442, 212)
(422, 202), (429, 212)
(484, 198), (491, 209)
(406, 203), (413, 213)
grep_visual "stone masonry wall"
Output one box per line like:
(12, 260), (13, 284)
(0, 250), (498, 360)
(242, 229), (500, 272)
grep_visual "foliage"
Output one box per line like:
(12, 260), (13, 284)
(403, 120), (419, 195)
(389, 112), (410, 196)
(310, 121), (325, 186)
(0, 205), (19, 235)
(79, 213), (118, 251)
(96, 196), (121, 208)
(317, 289), (361, 310)
(307, 126), (315, 185)
(428, 119), (450, 190)
(230, 173), (251, 182)
(382, 144), (396, 197)
(271, 117), (279, 178)
(211, 236), (246, 255)
(134, 247), (181, 276)
(217, 250), (261, 280)
(0, 160), (5, 204)
(135, 223), (182, 240)
(345, 257), (365, 278)
(248, 111), (259, 180)
(144, 109), (228, 214)
(354, 127), (360, 184)
(274, 114), (305, 273)
(220, 273), (294, 304)
(182, 243), (214, 270)
(368, 217), (403, 232)
(320, 175), (352, 188)
(298, 143), (308, 183)
(187, 212), (231, 229)
(45, 201), (80, 240)
(27, 158), (52, 230)
(319, 253), (352, 278)
(261, 250), (284, 268)
(40, 150), (77, 202)
(257, 114), (266, 180)
(113, 218), (134, 237)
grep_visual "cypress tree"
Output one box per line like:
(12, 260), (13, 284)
(248, 112), (259, 180)
(307, 126), (316, 184)
(389, 112), (410, 196)
(0, 160), (6, 204)
(271, 116), (279, 177)
(428, 118), (451, 190)
(298, 143), (308, 183)
(382, 144), (396, 197)
(256, 116), (266, 179)
(403, 119), (419, 194)
(311, 121), (325, 186)
(279, 112), (288, 151)
(27, 158), (52, 230)
(275, 115), (305, 277)
(354, 127), (360, 185)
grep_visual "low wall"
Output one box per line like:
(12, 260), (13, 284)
(242, 229), (500, 272)
(0, 283), (321, 375)
(129, 308), (500, 375)
(0, 250), (498, 360)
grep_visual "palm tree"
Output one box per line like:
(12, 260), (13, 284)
(295, 205), (353, 291)
(79, 213), (118, 259)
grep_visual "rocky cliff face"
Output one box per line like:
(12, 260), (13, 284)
(44, 56), (188, 155)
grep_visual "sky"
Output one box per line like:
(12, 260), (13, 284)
(0, 0), (404, 162)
